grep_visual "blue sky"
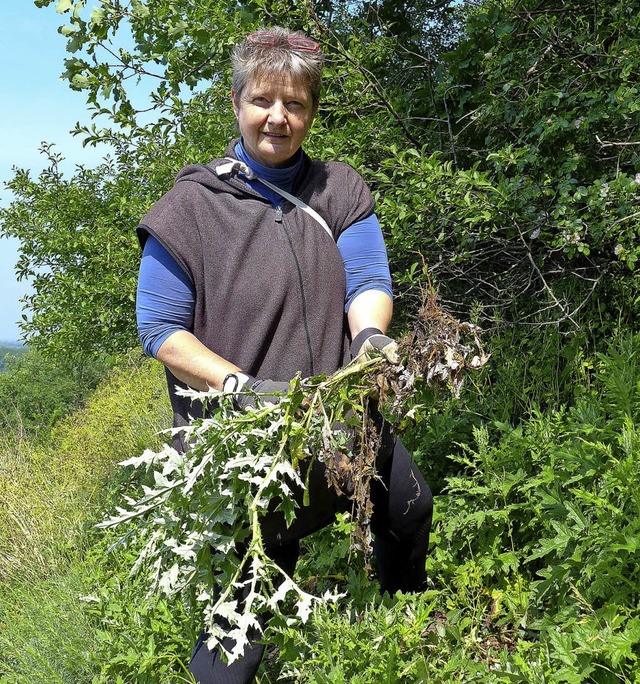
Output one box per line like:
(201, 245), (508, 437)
(0, 2), (109, 342)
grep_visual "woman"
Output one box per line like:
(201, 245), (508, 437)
(136, 27), (433, 684)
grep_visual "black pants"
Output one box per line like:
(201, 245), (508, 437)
(188, 436), (433, 684)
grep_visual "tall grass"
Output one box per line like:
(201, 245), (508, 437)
(0, 354), (172, 683)
(0, 563), (103, 684)
(0, 353), (171, 581)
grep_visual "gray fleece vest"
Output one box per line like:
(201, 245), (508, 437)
(137, 144), (375, 437)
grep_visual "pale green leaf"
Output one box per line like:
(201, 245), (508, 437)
(55, 0), (73, 13)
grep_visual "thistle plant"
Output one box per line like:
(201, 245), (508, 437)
(98, 291), (489, 662)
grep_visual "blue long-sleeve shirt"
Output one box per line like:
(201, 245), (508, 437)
(137, 142), (392, 358)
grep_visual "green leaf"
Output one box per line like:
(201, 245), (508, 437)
(59, 25), (79, 37)
(55, 0), (73, 13)
(90, 7), (106, 26)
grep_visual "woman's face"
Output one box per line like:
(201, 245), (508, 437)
(232, 75), (316, 168)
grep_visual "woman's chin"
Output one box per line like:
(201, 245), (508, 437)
(257, 147), (295, 167)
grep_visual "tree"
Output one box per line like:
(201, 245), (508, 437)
(430, 0), (640, 325)
(3, 0), (462, 359)
(4, 0), (638, 363)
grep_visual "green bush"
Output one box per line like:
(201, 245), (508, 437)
(251, 332), (640, 682)
(429, 332), (640, 681)
(0, 344), (26, 372)
(0, 348), (112, 439)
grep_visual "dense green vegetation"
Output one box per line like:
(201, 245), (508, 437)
(0, 347), (113, 438)
(0, 343), (26, 372)
(0, 0), (639, 681)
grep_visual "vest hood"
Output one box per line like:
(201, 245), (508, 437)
(173, 140), (314, 199)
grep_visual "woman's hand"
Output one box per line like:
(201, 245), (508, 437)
(231, 376), (291, 410)
(350, 329), (399, 364)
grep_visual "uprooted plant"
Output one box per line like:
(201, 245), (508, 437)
(98, 288), (489, 662)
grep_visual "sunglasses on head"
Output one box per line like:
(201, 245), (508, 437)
(246, 32), (320, 52)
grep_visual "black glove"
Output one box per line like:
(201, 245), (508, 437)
(350, 327), (400, 364)
(225, 374), (291, 411)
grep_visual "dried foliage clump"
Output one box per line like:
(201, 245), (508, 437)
(400, 286), (490, 398)
(318, 412), (381, 559)
(368, 286), (491, 426)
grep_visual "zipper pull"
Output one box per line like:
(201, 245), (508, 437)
(274, 206), (283, 223)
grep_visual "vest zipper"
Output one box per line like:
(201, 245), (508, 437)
(274, 206), (283, 223)
(279, 217), (315, 376)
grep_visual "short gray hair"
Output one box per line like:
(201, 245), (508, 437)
(232, 27), (325, 109)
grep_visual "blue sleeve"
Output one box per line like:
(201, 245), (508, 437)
(337, 213), (393, 312)
(136, 235), (195, 358)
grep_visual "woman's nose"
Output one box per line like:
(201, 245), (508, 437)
(268, 101), (286, 124)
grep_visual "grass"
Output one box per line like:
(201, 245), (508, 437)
(0, 354), (173, 682)
(0, 563), (103, 683)
(0, 353), (171, 581)
(2, 335), (640, 682)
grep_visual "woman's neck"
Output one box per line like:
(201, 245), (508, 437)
(235, 140), (303, 192)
